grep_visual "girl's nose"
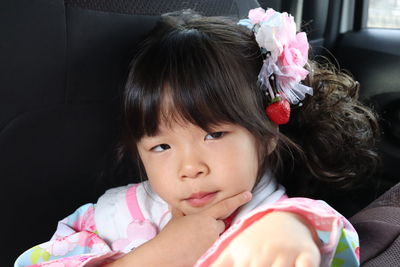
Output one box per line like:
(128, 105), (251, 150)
(178, 153), (209, 179)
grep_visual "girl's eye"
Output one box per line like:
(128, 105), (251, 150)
(151, 144), (171, 152)
(205, 132), (225, 140)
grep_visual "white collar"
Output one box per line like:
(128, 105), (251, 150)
(233, 170), (286, 223)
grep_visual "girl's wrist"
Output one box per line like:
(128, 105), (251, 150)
(102, 236), (171, 267)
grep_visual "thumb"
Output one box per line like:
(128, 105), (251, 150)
(170, 206), (185, 219)
(204, 191), (252, 220)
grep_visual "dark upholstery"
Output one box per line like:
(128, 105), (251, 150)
(350, 182), (400, 266)
(2, 1), (398, 266)
(0, 0), (258, 264)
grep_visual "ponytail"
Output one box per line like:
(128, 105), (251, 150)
(278, 59), (381, 198)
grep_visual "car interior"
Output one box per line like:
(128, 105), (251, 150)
(1, 0), (399, 265)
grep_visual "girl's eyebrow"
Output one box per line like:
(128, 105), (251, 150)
(141, 134), (165, 141)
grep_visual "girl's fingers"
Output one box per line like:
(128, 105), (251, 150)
(295, 252), (320, 267)
(216, 219), (226, 234)
(204, 191), (252, 220)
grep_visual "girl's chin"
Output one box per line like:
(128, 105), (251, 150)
(177, 191), (246, 216)
(180, 204), (212, 216)
(180, 192), (236, 215)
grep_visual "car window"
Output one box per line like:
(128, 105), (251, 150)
(367, 0), (400, 28)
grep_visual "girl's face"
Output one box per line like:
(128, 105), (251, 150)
(137, 119), (259, 216)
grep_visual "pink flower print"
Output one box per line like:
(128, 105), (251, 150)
(72, 205), (96, 232)
(37, 254), (97, 267)
(112, 219), (157, 253)
(45, 263), (65, 267)
(39, 236), (78, 256)
(77, 230), (105, 249)
(91, 241), (112, 254)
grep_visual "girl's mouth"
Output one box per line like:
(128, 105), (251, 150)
(185, 191), (218, 207)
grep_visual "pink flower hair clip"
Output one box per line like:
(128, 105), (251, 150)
(238, 8), (313, 124)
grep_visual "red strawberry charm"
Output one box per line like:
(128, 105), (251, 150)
(266, 98), (290, 125)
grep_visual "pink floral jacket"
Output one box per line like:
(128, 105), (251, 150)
(15, 180), (360, 267)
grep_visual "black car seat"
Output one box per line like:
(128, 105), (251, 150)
(350, 181), (400, 266)
(0, 0), (259, 264)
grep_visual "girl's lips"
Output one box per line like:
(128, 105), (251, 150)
(185, 191), (218, 207)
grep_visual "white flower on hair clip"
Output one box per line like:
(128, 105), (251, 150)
(239, 7), (313, 124)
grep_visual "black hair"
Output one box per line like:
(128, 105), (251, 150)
(119, 10), (380, 200)
(121, 10), (290, 181)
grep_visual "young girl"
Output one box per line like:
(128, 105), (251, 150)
(15, 8), (379, 267)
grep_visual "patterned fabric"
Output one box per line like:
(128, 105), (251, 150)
(15, 182), (359, 267)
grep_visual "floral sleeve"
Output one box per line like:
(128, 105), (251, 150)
(195, 197), (360, 267)
(14, 204), (120, 267)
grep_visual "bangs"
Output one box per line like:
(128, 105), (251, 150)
(123, 15), (267, 143)
(121, 12), (283, 181)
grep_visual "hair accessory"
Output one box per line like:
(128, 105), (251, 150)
(238, 8), (313, 124)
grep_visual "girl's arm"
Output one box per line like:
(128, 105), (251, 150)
(196, 198), (360, 267)
(14, 204), (119, 267)
(211, 211), (321, 266)
(103, 212), (226, 267)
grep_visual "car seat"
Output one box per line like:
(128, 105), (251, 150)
(350, 181), (400, 266)
(0, 0), (258, 264)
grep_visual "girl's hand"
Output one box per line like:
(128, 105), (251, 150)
(155, 191), (252, 266)
(211, 211), (321, 267)
(104, 191), (251, 267)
